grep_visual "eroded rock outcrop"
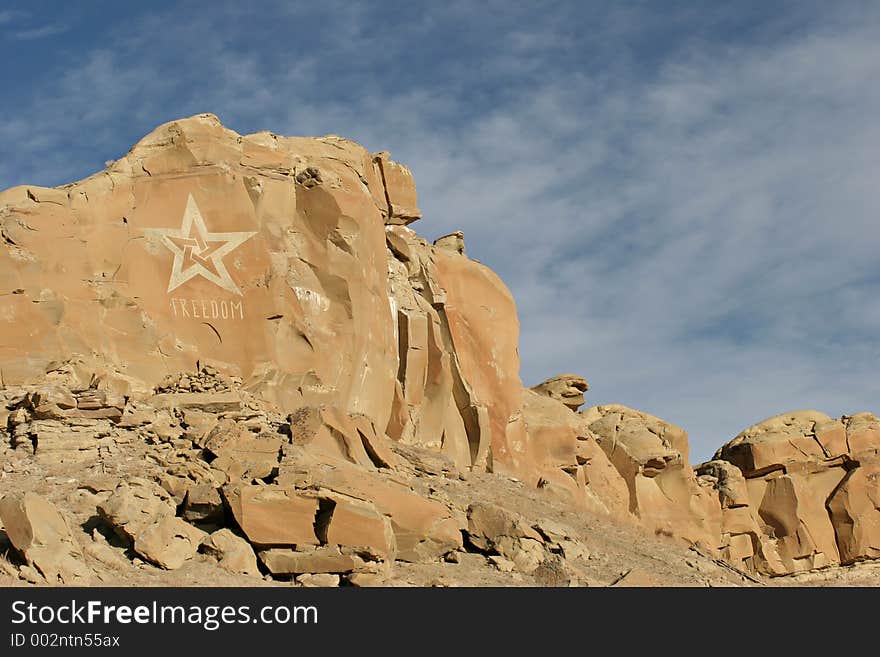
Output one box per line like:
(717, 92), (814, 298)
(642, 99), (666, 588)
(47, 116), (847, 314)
(710, 411), (880, 574)
(582, 404), (721, 552)
(3, 114), (880, 586)
(530, 374), (589, 412)
(521, 385), (630, 518)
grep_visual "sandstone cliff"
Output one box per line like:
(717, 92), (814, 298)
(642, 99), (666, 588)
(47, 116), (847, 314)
(0, 114), (877, 586)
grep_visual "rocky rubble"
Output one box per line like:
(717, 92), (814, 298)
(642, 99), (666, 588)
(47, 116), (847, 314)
(1, 114), (879, 587)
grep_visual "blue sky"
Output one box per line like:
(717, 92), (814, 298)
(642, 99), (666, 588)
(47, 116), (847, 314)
(2, 1), (880, 461)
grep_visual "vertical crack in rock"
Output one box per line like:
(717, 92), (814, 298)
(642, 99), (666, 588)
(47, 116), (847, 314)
(313, 498), (336, 545)
(373, 153), (394, 222)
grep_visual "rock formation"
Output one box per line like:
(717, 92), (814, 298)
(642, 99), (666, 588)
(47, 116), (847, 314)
(1, 114), (879, 586)
(582, 404), (721, 551)
(708, 410), (880, 574)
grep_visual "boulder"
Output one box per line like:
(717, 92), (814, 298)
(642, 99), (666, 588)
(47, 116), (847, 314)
(203, 420), (282, 480)
(258, 547), (367, 575)
(97, 478), (177, 542)
(182, 484), (225, 524)
(467, 502), (547, 573)
(301, 464), (463, 561)
(202, 528), (260, 576)
(323, 494), (396, 560)
(530, 374), (589, 412)
(373, 152), (421, 224)
(844, 413), (880, 461)
(755, 470), (843, 572)
(0, 493), (90, 585)
(222, 486), (320, 547)
(433, 231), (465, 255)
(133, 517), (208, 570)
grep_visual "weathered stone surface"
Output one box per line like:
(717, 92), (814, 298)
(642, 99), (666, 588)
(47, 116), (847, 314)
(97, 478), (177, 542)
(715, 410), (834, 476)
(467, 502), (543, 551)
(696, 460), (750, 509)
(152, 392), (242, 414)
(695, 459), (781, 574)
(259, 547), (366, 575)
(287, 405), (376, 469)
(182, 484), (224, 524)
(10, 114), (880, 586)
(828, 464), (880, 564)
(575, 435), (633, 520)
(583, 404), (689, 473)
(521, 388), (630, 517)
(302, 464), (463, 561)
(0, 493), (90, 584)
(433, 231), (465, 255)
(530, 374), (589, 412)
(713, 410), (880, 575)
(432, 249), (529, 479)
(584, 404), (720, 551)
(323, 494), (396, 560)
(609, 568), (662, 587)
(223, 486), (319, 547)
(0, 113), (398, 431)
(844, 413), (880, 461)
(756, 470), (843, 572)
(201, 528), (260, 576)
(374, 152), (421, 224)
(204, 420), (282, 480)
(467, 503), (547, 574)
(296, 573), (340, 587)
(134, 517), (208, 570)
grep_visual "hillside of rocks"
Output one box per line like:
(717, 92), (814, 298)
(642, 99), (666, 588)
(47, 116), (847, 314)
(0, 114), (877, 587)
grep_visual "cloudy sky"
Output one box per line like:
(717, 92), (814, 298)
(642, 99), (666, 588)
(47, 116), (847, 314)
(2, 1), (879, 461)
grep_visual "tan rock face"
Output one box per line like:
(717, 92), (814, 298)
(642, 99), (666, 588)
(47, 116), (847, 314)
(0, 114), (570, 495)
(383, 220), (540, 484)
(202, 528), (260, 576)
(520, 389), (630, 517)
(433, 231), (465, 255)
(223, 486), (320, 547)
(0, 113), (398, 429)
(0, 115), (595, 578)
(583, 404), (721, 552)
(373, 152), (421, 225)
(712, 411), (880, 574)
(10, 114), (880, 585)
(97, 478), (177, 542)
(715, 410), (837, 476)
(0, 492), (90, 584)
(133, 517), (207, 570)
(828, 464), (880, 564)
(296, 463), (462, 562)
(431, 250), (529, 479)
(530, 374), (589, 412)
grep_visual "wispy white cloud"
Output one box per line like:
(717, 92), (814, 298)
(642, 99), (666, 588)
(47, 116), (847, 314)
(8, 23), (67, 40)
(0, 9), (26, 26)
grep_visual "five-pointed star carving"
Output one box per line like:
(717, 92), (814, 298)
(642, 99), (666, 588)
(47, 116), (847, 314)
(152, 194), (256, 296)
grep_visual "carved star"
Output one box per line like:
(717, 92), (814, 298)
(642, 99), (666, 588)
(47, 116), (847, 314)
(151, 194), (256, 296)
